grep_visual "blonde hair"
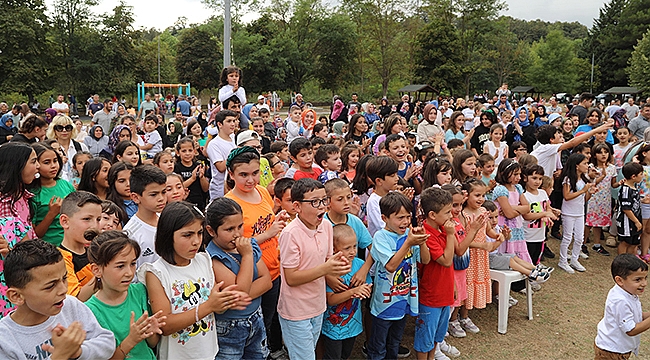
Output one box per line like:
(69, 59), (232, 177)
(47, 114), (79, 139)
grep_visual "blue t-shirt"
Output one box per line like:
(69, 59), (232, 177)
(176, 100), (191, 116)
(206, 239), (262, 319)
(324, 213), (372, 250)
(318, 170), (339, 185)
(574, 124), (614, 144)
(322, 257), (371, 340)
(370, 228), (420, 320)
(397, 161), (412, 180)
(124, 200), (138, 221)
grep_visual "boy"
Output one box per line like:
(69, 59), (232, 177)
(0, 240), (115, 359)
(322, 224), (372, 360)
(290, 138), (322, 181)
(385, 134), (422, 194)
(251, 116), (272, 154)
(235, 129), (274, 188)
(277, 178), (351, 360)
(286, 105), (303, 144)
(368, 192), (430, 360)
(511, 141), (528, 162)
(270, 141), (290, 172)
(206, 110), (238, 199)
(366, 156), (399, 236)
(617, 163), (644, 255)
(123, 165), (167, 268)
(140, 114), (163, 159)
(595, 254), (650, 358)
(315, 144), (341, 184)
(259, 107), (277, 140)
(59, 191), (103, 301)
(273, 178), (296, 221)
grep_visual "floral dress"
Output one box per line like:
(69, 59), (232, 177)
(463, 209), (492, 310)
(493, 184), (532, 263)
(586, 164), (616, 227)
(0, 217), (32, 318)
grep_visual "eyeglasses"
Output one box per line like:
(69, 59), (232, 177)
(298, 197), (330, 208)
(270, 160), (281, 168)
(54, 124), (73, 132)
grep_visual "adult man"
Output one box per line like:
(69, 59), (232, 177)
(67, 94), (77, 115)
(547, 97), (562, 114)
(628, 103), (650, 140)
(88, 94), (103, 117)
(223, 95), (246, 129)
(348, 93), (361, 112)
(137, 93), (158, 120)
(523, 97), (534, 110)
(605, 99), (622, 118)
(568, 92), (594, 124)
(51, 94), (69, 115)
(92, 99), (115, 133)
(256, 95), (270, 112)
(622, 97), (640, 121)
(290, 93), (305, 110)
(176, 94), (191, 117)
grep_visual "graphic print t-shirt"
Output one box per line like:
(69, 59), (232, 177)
(523, 190), (550, 242)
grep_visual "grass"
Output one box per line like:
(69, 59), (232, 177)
(347, 238), (650, 359)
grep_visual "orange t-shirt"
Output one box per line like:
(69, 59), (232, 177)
(59, 247), (94, 297)
(225, 186), (280, 280)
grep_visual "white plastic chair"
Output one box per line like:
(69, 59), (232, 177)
(489, 269), (533, 334)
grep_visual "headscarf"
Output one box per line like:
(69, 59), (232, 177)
(612, 108), (626, 129)
(422, 103), (436, 124)
(333, 121), (345, 136)
(242, 104), (254, 123)
(0, 114), (14, 131)
(331, 100), (344, 120)
(514, 106), (530, 142)
(301, 109), (317, 131)
(89, 124), (104, 141)
(168, 121), (183, 144)
(44, 108), (57, 123)
(106, 125), (131, 155)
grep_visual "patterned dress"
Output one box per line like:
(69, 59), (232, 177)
(0, 217), (32, 318)
(463, 209), (492, 310)
(586, 164), (616, 227)
(493, 184), (532, 263)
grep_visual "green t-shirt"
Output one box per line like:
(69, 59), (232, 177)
(31, 179), (75, 246)
(85, 283), (156, 360)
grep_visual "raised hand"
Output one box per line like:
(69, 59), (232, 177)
(407, 226), (430, 246)
(235, 237), (253, 257)
(48, 196), (63, 216)
(325, 252), (351, 277)
(400, 187), (415, 201)
(44, 322), (86, 360)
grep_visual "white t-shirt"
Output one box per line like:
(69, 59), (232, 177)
(523, 190), (550, 242)
(367, 192), (385, 237)
(485, 141), (507, 165)
(206, 134), (235, 199)
(52, 101), (69, 112)
(144, 130), (162, 156)
(561, 178), (586, 216)
(531, 143), (562, 178)
(595, 285), (643, 355)
(124, 214), (159, 270)
(613, 143), (632, 169)
(285, 120), (301, 144)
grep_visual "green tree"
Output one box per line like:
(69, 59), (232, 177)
(627, 29), (650, 92)
(486, 19), (533, 87)
(101, 2), (138, 96)
(176, 26), (222, 91)
(134, 32), (179, 85)
(527, 30), (578, 94)
(311, 15), (357, 94)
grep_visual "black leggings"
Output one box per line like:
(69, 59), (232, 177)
(527, 241), (544, 265)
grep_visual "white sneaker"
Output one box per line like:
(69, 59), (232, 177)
(434, 346), (451, 360)
(508, 296), (519, 306)
(558, 261), (575, 274)
(448, 319), (466, 338)
(579, 251), (589, 259)
(438, 340), (460, 358)
(459, 317), (480, 334)
(530, 281), (542, 291)
(570, 259), (586, 272)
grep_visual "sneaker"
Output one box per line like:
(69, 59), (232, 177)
(494, 294), (514, 308)
(570, 259), (586, 272)
(438, 340), (460, 358)
(550, 230), (562, 240)
(529, 280), (542, 291)
(434, 346), (451, 360)
(448, 319), (466, 338)
(593, 245), (610, 256)
(528, 268), (550, 283)
(558, 261), (575, 274)
(398, 345), (410, 358)
(579, 251), (589, 259)
(535, 263), (554, 274)
(581, 244), (590, 258)
(459, 317), (480, 334)
(543, 246), (556, 259)
(509, 296), (519, 306)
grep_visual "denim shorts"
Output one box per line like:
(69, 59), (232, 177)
(279, 313), (324, 360)
(215, 306), (269, 360)
(414, 305), (450, 353)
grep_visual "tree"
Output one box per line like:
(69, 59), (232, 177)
(176, 26), (222, 91)
(101, 2), (138, 96)
(485, 19), (533, 87)
(527, 30), (578, 94)
(627, 29), (650, 92)
(311, 15), (357, 94)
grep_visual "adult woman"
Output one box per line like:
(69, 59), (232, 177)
(469, 109), (497, 157)
(372, 113), (403, 155)
(103, 124), (132, 158)
(84, 125), (109, 157)
(301, 108), (316, 139)
(417, 103), (442, 142)
(445, 111), (473, 148)
(330, 97), (348, 124)
(365, 103), (380, 124)
(242, 104), (259, 125)
(533, 103), (548, 128)
(378, 98), (391, 119)
(10, 114), (48, 144)
(46, 115), (89, 181)
(167, 120), (183, 146)
(74, 119), (88, 142)
(345, 114), (371, 152)
(0, 113), (17, 145)
(505, 107), (536, 152)
(120, 115), (143, 146)
(109, 104), (127, 133)
(368, 121), (383, 139)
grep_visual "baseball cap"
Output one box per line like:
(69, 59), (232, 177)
(258, 95), (265, 100)
(236, 130), (260, 146)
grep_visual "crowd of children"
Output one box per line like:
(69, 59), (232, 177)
(3, 70), (650, 360)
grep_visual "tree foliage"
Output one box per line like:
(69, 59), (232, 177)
(628, 29), (650, 92)
(176, 27), (222, 91)
(527, 30), (579, 94)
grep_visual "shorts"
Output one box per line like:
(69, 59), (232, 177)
(594, 342), (631, 359)
(642, 203), (650, 220)
(414, 305), (450, 353)
(489, 253), (515, 270)
(619, 234), (641, 246)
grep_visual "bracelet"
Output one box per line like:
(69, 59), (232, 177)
(117, 343), (128, 358)
(195, 304), (200, 323)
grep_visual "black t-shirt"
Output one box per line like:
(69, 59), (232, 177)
(470, 125), (491, 155)
(174, 161), (209, 211)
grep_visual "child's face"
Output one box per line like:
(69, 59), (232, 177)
(508, 168), (521, 185)
(334, 236), (357, 263)
(437, 168), (452, 185)
(277, 147), (290, 161)
(466, 185), (486, 209)
(210, 213), (244, 252)
(595, 148), (610, 164)
(276, 189), (296, 216)
(328, 187), (352, 215)
(631, 172), (644, 184)
(572, 118), (579, 128)
(291, 109), (301, 122)
(38, 150), (60, 180)
(114, 169), (131, 198)
(491, 129), (503, 142)
(578, 158), (590, 174)
(377, 173), (399, 192)
(616, 128), (630, 143)
(252, 120), (265, 136)
(61, 203), (102, 246)
(595, 130), (607, 143)
(562, 121), (573, 133)
(388, 138), (408, 163)
(581, 148), (591, 157)
(462, 156), (477, 177)
(481, 161), (495, 176)
(269, 156), (284, 176)
(9, 260), (68, 321)
(615, 269), (648, 297)
(166, 176), (186, 203)
(144, 120), (156, 132)
(407, 137), (416, 148)
(178, 142), (195, 164)
(119, 128), (131, 142)
(173, 219), (204, 265)
(119, 146), (140, 167)
(481, 115), (492, 127)
(312, 143), (322, 153)
(325, 153), (342, 172)
(94, 246), (137, 292)
(488, 209), (499, 227)
(230, 161), (260, 193)
(132, 182), (167, 213)
(74, 154), (91, 175)
(383, 206), (412, 235)
(294, 188), (328, 230)
(550, 131), (564, 144)
(157, 154), (174, 175)
(513, 146), (527, 158)
(501, 113), (512, 123)
(315, 127), (328, 139)
(292, 148), (313, 170)
(227, 71), (239, 86)
(261, 112), (270, 123)
(218, 116), (238, 135)
(526, 173), (543, 190)
(451, 193), (464, 218)
(99, 212), (121, 231)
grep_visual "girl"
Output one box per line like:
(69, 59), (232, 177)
(451, 149), (477, 186)
(113, 140), (142, 167)
(422, 155), (452, 188)
(311, 123), (329, 141)
(445, 111), (472, 146)
(372, 113), (402, 155)
(175, 137), (209, 211)
(71, 151), (92, 188)
(558, 153), (593, 273)
(165, 173), (188, 203)
(205, 198), (272, 359)
(30, 143), (75, 247)
(613, 127), (632, 169)
(0, 114), (16, 144)
(187, 119), (206, 147)
(138, 201), (250, 360)
(585, 143), (619, 256)
(99, 200), (125, 231)
(470, 109), (497, 157)
(86, 230), (166, 359)
(477, 153), (497, 200)
(351, 154), (374, 221)
(522, 165), (559, 264)
(345, 114), (371, 151)
(341, 144), (362, 183)
(561, 118), (574, 142)
(78, 157), (111, 200)
(107, 162), (137, 221)
(84, 125), (109, 157)
(633, 144), (650, 259)
(154, 149), (175, 175)
(11, 114), (48, 143)
(483, 124), (508, 165)
(492, 159), (532, 262)
(218, 65), (247, 107)
(105, 125), (132, 158)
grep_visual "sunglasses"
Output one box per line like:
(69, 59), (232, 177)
(54, 125), (74, 132)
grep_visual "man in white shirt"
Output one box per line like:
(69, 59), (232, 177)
(622, 97), (640, 121)
(546, 97), (562, 114)
(51, 94), (69, 115)
(137, 93), (159, 120)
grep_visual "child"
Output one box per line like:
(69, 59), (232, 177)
(138, 201), (249, 359)
(112, 140), (142, 167)
(451, 149), (477, 186)
(153, 149), (175, 175)
(586, 143), (619, 256)
(123, 165), (167, 268)
(366, 156), (399, 236)
(273, 177), (296, 221)
(270, 141), (290, 172)
(522, 165), (559, 264)
(252, 117), (272, 154)
(30, 143), (75, 246)
(0, 240), (115, 359)
(558, 153), (593, 273)
(613, 127), (632, 170)
(71, 151), (92, 188)
(107, 162), (137, 222)
(477, 153), (497, 200)
(78, 157), (111, 200)
(218, 65), (247, 108)
(263, 153), (285, 180)
(340, 145), (362, 183)
(277, 179), (351, 360)
(165, 173), (188, 203)
(99, 200), (125, 231)
(483, 124), (508, 165)
(367, 192), (430, 360)
(175, 137), (209, 211)
(594, 254), (650, 358)
(206, 110), (238, 199)
(290, 138), (322, 180)
(635, 143), (650, 259)
(286, 105), (304, 144)
(385, 134), (422, 194)
(205, 198), (273, 360)
(235, 130), (274, 188)
(322, 224), (372, 360)
(493, 159), (532, 263)
(316, 144), (341, 184)
(140, 115), (162, 159)
(59, 191), (103, 301)
(422, 156), (452, 188)
(617, 163), (644, 255)
(86, 230), (166, 359)
(510, 140), (528, 161)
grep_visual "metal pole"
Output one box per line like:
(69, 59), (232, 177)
(590, 53), (595, 94)
(224, 0), (231, 67)
(157, 35), (161, 94)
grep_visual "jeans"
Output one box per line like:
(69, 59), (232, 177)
(215, 307), (269, 360)
(321, 335), (356, 360)
(367, 315), (407, 360)
(278, 313), (323, 360)
(261, 277), (283, 352)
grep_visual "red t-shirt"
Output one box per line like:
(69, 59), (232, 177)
(293, 167), (322, 180)
(419, 221), (455, 307)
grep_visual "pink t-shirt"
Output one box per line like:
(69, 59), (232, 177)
(277, 216), (333, 321)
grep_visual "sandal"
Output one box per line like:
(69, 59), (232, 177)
(640, 254), (650, 263)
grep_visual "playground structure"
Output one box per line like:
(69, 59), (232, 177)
(137, 82), (190, 108)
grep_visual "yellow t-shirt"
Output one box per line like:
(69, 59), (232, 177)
(259, 157), (274, 189)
